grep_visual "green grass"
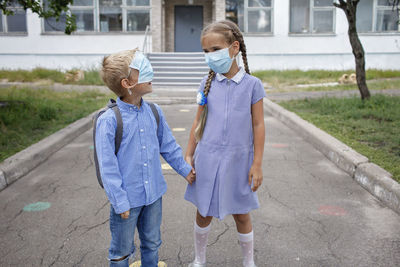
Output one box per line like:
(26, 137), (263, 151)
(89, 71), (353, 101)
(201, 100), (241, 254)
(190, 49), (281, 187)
(0, 87), (112, 162)
(252, 69), (400, 91)
(281, 79), (400, 93)
(0, 68), (104, 85)
(279, 95), (400, 182)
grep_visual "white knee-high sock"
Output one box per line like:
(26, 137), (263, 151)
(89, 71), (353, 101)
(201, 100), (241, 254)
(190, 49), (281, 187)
(194, 221), (211, 264)
(238, 231), (255, 267)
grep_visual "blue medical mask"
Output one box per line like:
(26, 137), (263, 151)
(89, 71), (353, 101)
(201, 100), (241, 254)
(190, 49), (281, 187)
(204, 45), (234, 74)
(128, 51), (153, 84)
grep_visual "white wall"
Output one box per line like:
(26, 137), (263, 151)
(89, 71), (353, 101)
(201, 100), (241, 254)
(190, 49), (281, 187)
(245, 0), (400, 70)
(0, 1), (399, 70)
(0, 10), (149, 70)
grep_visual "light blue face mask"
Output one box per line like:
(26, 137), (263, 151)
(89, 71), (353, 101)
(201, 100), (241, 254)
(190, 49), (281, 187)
(128, 51), (153, 84)
(204, 45), (234, 74)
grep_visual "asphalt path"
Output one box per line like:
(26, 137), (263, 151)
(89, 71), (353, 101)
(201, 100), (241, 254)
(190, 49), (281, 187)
(1, 103), (399, 267)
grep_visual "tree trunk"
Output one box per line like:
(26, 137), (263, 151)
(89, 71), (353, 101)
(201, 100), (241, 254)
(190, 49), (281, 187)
(340, 1), (371, 100)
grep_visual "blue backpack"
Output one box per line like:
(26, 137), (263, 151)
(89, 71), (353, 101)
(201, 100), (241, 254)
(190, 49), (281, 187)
(93, 99), (160, 188)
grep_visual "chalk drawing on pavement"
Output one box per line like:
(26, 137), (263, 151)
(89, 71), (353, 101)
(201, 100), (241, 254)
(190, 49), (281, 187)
(318, 205), (347, 216)
(269, 143), (289, 148)
(23, 202), (51, 212)
(172, 128), (186, 132)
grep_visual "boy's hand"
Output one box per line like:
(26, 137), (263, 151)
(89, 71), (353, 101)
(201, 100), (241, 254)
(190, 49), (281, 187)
(185, 169), (196, 185)
(120, 210), (130, 219)
(249, 164), (263, 192)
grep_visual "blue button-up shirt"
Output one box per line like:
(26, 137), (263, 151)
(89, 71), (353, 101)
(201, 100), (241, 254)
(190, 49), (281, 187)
(95, 97), (192, 214)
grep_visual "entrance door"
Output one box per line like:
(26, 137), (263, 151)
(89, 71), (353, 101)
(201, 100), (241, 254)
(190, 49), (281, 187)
(174, 6), (203, 52)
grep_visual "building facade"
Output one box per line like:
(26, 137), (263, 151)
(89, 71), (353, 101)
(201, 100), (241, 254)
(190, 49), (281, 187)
(0, 0), (399, 70)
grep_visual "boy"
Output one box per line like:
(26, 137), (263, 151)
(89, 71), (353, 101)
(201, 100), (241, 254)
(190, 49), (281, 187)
(96, 49), (195, 267)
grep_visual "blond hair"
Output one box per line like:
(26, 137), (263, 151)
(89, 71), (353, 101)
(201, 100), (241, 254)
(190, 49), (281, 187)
(195, 20), (250, 141)
(100, 48), (138, 96)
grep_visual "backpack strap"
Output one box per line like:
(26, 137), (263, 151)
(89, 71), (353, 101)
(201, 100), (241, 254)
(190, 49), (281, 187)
(107, 99), (123, 155)
(93, 109), (106, 188)
(148, 102), (160, 130)
(148, 102), (161, 145)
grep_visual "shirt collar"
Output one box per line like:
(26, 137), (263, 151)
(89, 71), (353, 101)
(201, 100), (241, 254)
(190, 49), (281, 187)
(117, 97), (143, 112)
(216, 67), (246, 84)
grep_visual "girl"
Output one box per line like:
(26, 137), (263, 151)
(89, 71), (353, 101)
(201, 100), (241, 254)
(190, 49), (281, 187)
(184, 20), (266, 267)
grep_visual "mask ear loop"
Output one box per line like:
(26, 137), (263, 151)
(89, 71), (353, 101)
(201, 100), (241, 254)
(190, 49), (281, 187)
(126, 67), (138, 95)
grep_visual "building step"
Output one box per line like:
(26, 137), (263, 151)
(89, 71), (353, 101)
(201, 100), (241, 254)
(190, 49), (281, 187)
(151, 61), (208, 67)
(152, 81), (200, 87)
(148, 52), (208, 87)
(149, 56), (205, 62)
(152, 76), (203, 83)
(154, 71), (207, 77)
(149, 52), (204, 58)
(152, 66), (209, 73)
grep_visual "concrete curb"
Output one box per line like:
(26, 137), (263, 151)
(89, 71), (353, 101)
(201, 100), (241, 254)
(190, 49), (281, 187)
(0, 97), (194, 193)
(0, 110), (97, 192)
(263, 98), (400, 215)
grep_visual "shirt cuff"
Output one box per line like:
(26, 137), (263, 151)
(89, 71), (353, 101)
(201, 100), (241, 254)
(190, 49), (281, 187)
(178, 163), (193, 179)
(112, 200), (130, 214)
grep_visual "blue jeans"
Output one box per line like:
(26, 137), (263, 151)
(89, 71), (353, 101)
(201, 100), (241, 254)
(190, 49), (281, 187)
(108, 198), (162, 267)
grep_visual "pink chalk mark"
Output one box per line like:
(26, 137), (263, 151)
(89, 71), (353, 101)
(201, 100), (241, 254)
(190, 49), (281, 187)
(318, 206), (347, 216)
(270, 143), (289, 148)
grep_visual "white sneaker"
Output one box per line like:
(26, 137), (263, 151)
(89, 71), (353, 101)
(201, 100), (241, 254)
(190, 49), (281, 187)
(188, 261), (206, 267)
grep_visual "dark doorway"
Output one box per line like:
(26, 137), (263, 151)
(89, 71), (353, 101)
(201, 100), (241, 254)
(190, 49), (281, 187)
(174, 6), (203, 52)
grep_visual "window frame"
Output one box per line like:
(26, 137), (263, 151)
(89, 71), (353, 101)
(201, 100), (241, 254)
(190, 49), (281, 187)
(373, 0), (400, 33)
(244, 0), (274, 34)
(41, 0), (151, 35)
(0, 3), (28, 35)
(289, 0), (336, 35)
(226, 0), (274, 35)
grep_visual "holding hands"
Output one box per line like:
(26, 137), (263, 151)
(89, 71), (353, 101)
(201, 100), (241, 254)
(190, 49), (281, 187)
(185, 155), (196, 185)
(186, 168), (196, 185)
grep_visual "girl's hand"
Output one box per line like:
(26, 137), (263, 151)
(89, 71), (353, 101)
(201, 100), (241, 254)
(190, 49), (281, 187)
(249, 164), (263, 192)
(120, 210), (130, 219)
(185, 169), (196, 185)
(185, 155), (195, 169)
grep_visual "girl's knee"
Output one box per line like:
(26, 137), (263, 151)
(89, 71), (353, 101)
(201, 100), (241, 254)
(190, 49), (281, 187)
(196, 210), (212, 227)
(233, 213), (251, 225)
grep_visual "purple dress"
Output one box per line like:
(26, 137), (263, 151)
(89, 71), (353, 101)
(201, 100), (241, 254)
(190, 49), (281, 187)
(184, 68), (266, 219)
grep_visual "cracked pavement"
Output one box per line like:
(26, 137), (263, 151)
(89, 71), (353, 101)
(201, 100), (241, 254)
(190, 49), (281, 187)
(0, 102), (400, 266)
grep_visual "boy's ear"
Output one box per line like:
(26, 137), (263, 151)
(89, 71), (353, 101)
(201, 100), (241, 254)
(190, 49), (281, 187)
(121, 78), (131, 89)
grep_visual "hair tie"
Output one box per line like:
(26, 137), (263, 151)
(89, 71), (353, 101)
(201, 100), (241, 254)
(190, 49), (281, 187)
(197, 91), (207, 106)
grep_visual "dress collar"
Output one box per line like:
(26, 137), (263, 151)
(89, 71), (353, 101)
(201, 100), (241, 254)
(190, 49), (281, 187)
(216, 67), (246, 84)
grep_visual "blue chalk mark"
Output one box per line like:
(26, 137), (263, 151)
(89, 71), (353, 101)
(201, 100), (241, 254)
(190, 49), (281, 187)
(89, 145), (94, 150)
(23, 202), (51, 212)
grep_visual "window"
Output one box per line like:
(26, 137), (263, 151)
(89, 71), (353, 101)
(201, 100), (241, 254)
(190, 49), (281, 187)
(43, 0), (150, 33)
(289, 0), (335, 34)
(357, 0), (399, 33)
(226, 0), (272, 33)
(0, 1), (27, 34)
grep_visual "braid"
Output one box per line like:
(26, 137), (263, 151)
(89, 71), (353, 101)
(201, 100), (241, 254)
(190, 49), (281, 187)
(204, 70), (215, 96)
(194, 70), (215, 141)
(230, 27), (250, 74)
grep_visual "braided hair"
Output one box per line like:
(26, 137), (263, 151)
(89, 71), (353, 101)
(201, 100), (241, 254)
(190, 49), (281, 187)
(194, 20), (250, 141)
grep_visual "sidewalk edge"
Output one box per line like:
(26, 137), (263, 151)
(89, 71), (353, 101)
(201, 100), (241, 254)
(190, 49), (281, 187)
(0, 110), (97, 192)
(263, 98), (400, 215)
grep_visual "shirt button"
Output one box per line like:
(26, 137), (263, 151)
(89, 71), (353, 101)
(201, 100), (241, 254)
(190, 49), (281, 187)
(142, 146), (146, 149)
(145, 181), (148, 184)
(140, 129), (144, 132)
(144, 163), (147, 167)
